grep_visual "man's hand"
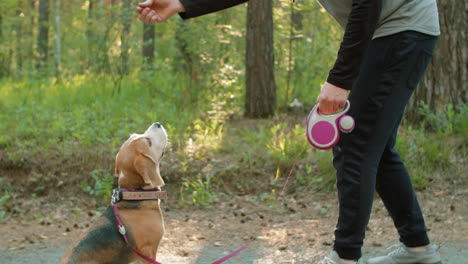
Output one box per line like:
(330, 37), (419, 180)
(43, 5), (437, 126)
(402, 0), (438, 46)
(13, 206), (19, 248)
(317, 82), (349, 114)
(136, 0), (186, 24)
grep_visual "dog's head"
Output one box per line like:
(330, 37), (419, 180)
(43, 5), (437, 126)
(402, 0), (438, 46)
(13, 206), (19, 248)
(114, 122), (167, 189)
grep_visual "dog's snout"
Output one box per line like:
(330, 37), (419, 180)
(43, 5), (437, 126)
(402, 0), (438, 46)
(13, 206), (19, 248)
(154, 122), (161, 128)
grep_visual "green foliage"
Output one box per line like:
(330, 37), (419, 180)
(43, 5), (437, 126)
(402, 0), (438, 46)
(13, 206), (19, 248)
(396, 124), (459, 190)
(81, 170), (114, 202)
(274, 0), (342, 105)
(179, 174), (218, 207)
(0, 178), (11, 221)
(0, 0), (465, 207)
(418, 102), (468, 135)
(267, 123), (308, 168)
(312, 150), (336, 188)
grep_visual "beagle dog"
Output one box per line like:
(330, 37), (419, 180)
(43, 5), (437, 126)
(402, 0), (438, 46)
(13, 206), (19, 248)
(59, 122), (168, 264)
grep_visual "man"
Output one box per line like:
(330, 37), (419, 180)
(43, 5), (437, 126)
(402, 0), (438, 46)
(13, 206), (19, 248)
(136, 1), (442, 263)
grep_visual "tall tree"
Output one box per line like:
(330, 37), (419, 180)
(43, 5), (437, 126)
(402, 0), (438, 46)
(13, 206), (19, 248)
(0, 12), (2, 40)
(245, 0), (276, 118)
(121, 0), (132, 75)
(16, 9), (24, 73)
(175, 20), (200, 105)
(54, 0), (61, 78)
(407, 0), (467, 120)
(0, 11), (6, 78)
(142, 23), (155, 69)
(26, 0), (36, 74)
(37, 0), (50, 71)
(87, 0), (96, 69)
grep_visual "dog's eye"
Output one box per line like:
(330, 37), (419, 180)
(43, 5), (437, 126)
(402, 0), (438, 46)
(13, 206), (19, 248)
(145, 138), (152, 147)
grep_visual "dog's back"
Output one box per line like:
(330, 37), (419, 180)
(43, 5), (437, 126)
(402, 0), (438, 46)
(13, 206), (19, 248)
(59, 207), (132, 264)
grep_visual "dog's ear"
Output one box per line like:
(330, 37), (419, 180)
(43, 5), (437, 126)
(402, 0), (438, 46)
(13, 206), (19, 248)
(132, 137), (164, 188)
(114, 152), (121, 178)
(133, 154), (165, 188)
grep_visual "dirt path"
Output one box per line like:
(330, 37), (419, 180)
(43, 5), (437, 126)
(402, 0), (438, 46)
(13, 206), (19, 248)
(1, 189), (466, 263)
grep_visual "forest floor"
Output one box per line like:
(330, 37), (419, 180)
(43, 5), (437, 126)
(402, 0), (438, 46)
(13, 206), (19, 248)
(0, 180), (466, 264)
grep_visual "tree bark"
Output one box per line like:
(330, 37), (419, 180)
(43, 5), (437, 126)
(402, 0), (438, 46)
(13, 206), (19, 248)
(0, 13), (3, 42)
(0, 12), (5, 78)
(26, 0), (35, 73)
(121, 0), (132, 75)
(407, 0), (467, 120)
(37, 0), (50, 71)
(16, 9), (24, 73)
(87, 0), (95, 69)
(54, 0), (61, 78)
(175, 20), (199, 104)
(142, 23), (155, 69)
(245, 0), (276, 118)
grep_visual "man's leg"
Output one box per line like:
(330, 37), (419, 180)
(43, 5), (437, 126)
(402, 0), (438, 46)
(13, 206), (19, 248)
(375, 118), (429, 247)
(365, 33), (441, 264)
(332, 31), (437, 261)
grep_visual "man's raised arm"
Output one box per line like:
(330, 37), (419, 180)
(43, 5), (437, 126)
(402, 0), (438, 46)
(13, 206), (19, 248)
(179, 0), (247, 19)
(136, 0), (248, 24)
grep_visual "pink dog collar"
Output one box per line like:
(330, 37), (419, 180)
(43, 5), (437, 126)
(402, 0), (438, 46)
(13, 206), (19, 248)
(111, 188), (167, 204)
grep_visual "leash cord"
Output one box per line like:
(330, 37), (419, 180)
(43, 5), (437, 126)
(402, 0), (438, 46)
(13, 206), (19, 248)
(112, 204), (163, 264)
(111, 152), (301, 264)
(209, 153), (300, 263)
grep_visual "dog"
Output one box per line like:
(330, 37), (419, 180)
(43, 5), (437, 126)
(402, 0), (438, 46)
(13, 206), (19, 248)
(59, 122), (168, 264)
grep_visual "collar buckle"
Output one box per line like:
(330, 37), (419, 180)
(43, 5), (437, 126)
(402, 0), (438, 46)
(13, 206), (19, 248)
(111, 189), (120, 204)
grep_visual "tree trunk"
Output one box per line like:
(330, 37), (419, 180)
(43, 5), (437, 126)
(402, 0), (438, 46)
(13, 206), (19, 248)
(121, 0), (132, 75)
(175, 20), (199, 105)
(407, 0), (467, 120)
(37, 0), (50, 72)
(0, 12), (5, 78)
(54, 0), (61, 78)
(87, 0), (95, 69)
(142, 23), (155, 69)
(26, 0), (35, 74)
(0, 13), (2, 39)
(16, 9), (24, 73)
(245, 0), (276, 118)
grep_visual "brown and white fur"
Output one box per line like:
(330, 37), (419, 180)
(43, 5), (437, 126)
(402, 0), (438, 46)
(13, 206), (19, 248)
(59, 122), (167, 264)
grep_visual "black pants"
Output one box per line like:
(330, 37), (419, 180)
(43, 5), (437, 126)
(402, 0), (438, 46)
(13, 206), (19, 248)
(332, 31), (438, 260)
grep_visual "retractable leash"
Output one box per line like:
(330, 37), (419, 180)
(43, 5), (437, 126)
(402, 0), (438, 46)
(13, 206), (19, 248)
(305, 100), (355, 149)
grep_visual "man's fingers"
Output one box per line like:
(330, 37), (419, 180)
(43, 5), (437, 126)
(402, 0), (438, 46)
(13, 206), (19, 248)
(141, 7), (151, 16)
(140, 8), (152, 23)
(144, 13), (153, 23)
(136, 6), (143, 14)
(148, 10), (160, 23)
(150, 15), (160, 23)
(318, 98), (343, 114)
(138, 0), (154, 8)
(139, 13), (150, 23)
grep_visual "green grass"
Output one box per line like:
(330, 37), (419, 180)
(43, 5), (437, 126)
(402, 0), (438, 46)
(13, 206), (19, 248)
(0, 76), (466, 208)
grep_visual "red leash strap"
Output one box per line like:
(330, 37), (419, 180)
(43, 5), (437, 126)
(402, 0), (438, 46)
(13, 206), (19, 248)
(112, 204), (162, 264)
(211, 240), (253, 264)
(113, 201), (252, 264)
